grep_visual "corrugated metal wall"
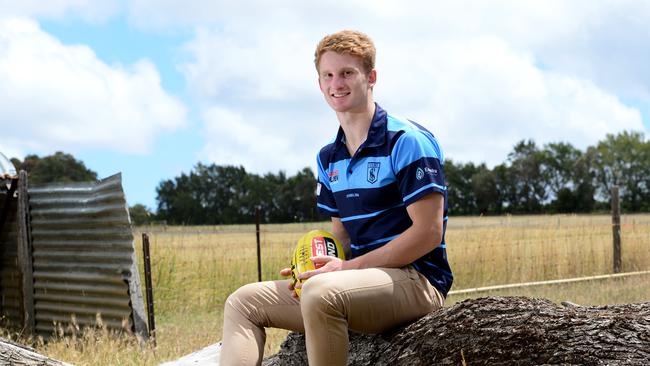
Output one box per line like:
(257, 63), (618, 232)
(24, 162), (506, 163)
(28, 173), (148, 338)
(0, 190), (22, 326)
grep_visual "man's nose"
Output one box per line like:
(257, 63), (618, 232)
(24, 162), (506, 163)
(332, 75), (346, 88)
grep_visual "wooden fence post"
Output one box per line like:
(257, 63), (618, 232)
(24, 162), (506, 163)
(16, 170), (35, 334)
(611, 186), (621, 273)
(142, 233), (156, 346)
(256, 206), (262, 282)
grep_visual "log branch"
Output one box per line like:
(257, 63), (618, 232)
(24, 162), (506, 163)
(263, 296), (650, 366)
(0, 338), (73, 366)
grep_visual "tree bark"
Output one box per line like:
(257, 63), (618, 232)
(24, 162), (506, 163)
(0, 338), (73, 366)
(263, 296), (650, 365)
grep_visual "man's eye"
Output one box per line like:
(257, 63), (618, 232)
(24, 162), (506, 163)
(344, 71), (353, 77)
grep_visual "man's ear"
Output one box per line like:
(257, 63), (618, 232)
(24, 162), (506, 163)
(368, 69), (377, 87)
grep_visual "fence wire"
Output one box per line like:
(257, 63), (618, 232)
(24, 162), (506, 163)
(132, 213), (650, 312)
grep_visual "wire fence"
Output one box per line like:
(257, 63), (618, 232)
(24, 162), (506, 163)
(132, 213), (650, 314)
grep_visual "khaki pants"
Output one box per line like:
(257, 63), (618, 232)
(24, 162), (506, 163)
(219, 266), (444, 366)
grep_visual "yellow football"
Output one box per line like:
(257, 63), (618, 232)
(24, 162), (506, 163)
(290, 229), (345, 297)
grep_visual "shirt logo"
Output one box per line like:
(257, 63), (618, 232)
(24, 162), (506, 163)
(328, 169), (339, 184)
(425, 167), (438, 175)
(367, 162), (380, 184)
(416, 167), (424, 180)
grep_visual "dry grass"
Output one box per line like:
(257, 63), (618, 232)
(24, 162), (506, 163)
(23, 214), (650, 365)
(447, 214), (650, 287)
(446, 272), (650, 307)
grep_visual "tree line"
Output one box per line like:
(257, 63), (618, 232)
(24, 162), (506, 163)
(154, 164), (318, 225)
(10, 152), (97, 184)
(7, 130), (650, 225)
(446, 131), (650, 215)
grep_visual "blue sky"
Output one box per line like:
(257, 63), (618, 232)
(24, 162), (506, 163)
(1, 1), (649, 211)
(39, 16), (198, 209)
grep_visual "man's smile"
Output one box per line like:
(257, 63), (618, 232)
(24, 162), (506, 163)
(331, 91), (351, 98)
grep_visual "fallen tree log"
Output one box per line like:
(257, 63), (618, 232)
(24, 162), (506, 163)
(0, 338), (73, 366)
(263, 296), (650, 365)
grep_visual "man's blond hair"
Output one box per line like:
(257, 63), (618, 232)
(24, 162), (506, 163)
(314, 30), (376, 74)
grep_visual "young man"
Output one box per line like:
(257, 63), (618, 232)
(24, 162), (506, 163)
(220, 30), (452, 366)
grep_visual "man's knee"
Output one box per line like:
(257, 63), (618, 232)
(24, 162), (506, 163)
(300, 274), (342, 316)
(225, 282), (264, 315)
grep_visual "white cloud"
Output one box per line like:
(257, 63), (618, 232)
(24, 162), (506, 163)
(180, 27), (318, 102)
(200, 104), (338, 175)
(0, 17), (187, 158)
(126, 1), (369, 31)
(7, 1), (647, 172)
(0, 0), (646, 211)
(0, 0), (119, 23)
(375, 36), (643, 165)
(174, 1), (648, 172)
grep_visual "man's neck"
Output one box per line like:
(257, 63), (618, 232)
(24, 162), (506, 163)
(338, 100), (376, 157)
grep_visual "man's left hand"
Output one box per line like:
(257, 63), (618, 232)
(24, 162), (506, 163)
(297, 255), (345, 282)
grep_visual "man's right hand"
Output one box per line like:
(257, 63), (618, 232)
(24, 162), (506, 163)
(279, 267), (299, 299)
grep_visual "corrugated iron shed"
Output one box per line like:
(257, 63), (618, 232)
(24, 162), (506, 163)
(0, 172), (148, 339)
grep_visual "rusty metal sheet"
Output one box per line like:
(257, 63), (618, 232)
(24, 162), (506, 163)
(0, 190), (22, 326)
(28, 173), (148, 339)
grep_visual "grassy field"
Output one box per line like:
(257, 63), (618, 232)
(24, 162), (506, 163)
(19, 214), (650, 365)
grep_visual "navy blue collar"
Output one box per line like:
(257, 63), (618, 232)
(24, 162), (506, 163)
(333, 103), (388, 153)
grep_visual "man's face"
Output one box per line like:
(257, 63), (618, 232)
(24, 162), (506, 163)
(318, 51), (376, 114)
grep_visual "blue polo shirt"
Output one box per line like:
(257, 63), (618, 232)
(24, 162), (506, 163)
(316, 104), (453, 297)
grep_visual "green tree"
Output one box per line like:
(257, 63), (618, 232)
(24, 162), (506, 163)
(156, 164), (251, 225)
(540, 142), (595, 213)
(445, 160), (479, 215)
(284, 168), (318, 222)
(540, 142), (581, 195)
(492, 163), (513, 213)
(129, 204), (154, 225)
(471, 164), (501, 215)
(156, 164), (319, 225)
(589, 131), (650, 211)
(504, 140), (547, 213)
(156, 175), (205, 224)
(13, 151), (97, 184)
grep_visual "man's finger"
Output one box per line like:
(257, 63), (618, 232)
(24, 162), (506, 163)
(298, 268), (323, 281)
(310, 255), (333, 264)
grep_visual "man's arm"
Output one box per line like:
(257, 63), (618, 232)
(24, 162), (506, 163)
(344, 192), (443, 269)
(331, 217), (351, 258)
(299, 192), (444, 279)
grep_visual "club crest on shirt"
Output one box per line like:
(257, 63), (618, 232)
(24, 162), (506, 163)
(367, 162), (380, 184)
(416, 167), (424, 180)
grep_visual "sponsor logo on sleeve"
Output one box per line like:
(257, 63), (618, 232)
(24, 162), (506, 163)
(416, 166), (438, 181)
(425, 167), (438, 175)
(316, 182), (322, 196)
